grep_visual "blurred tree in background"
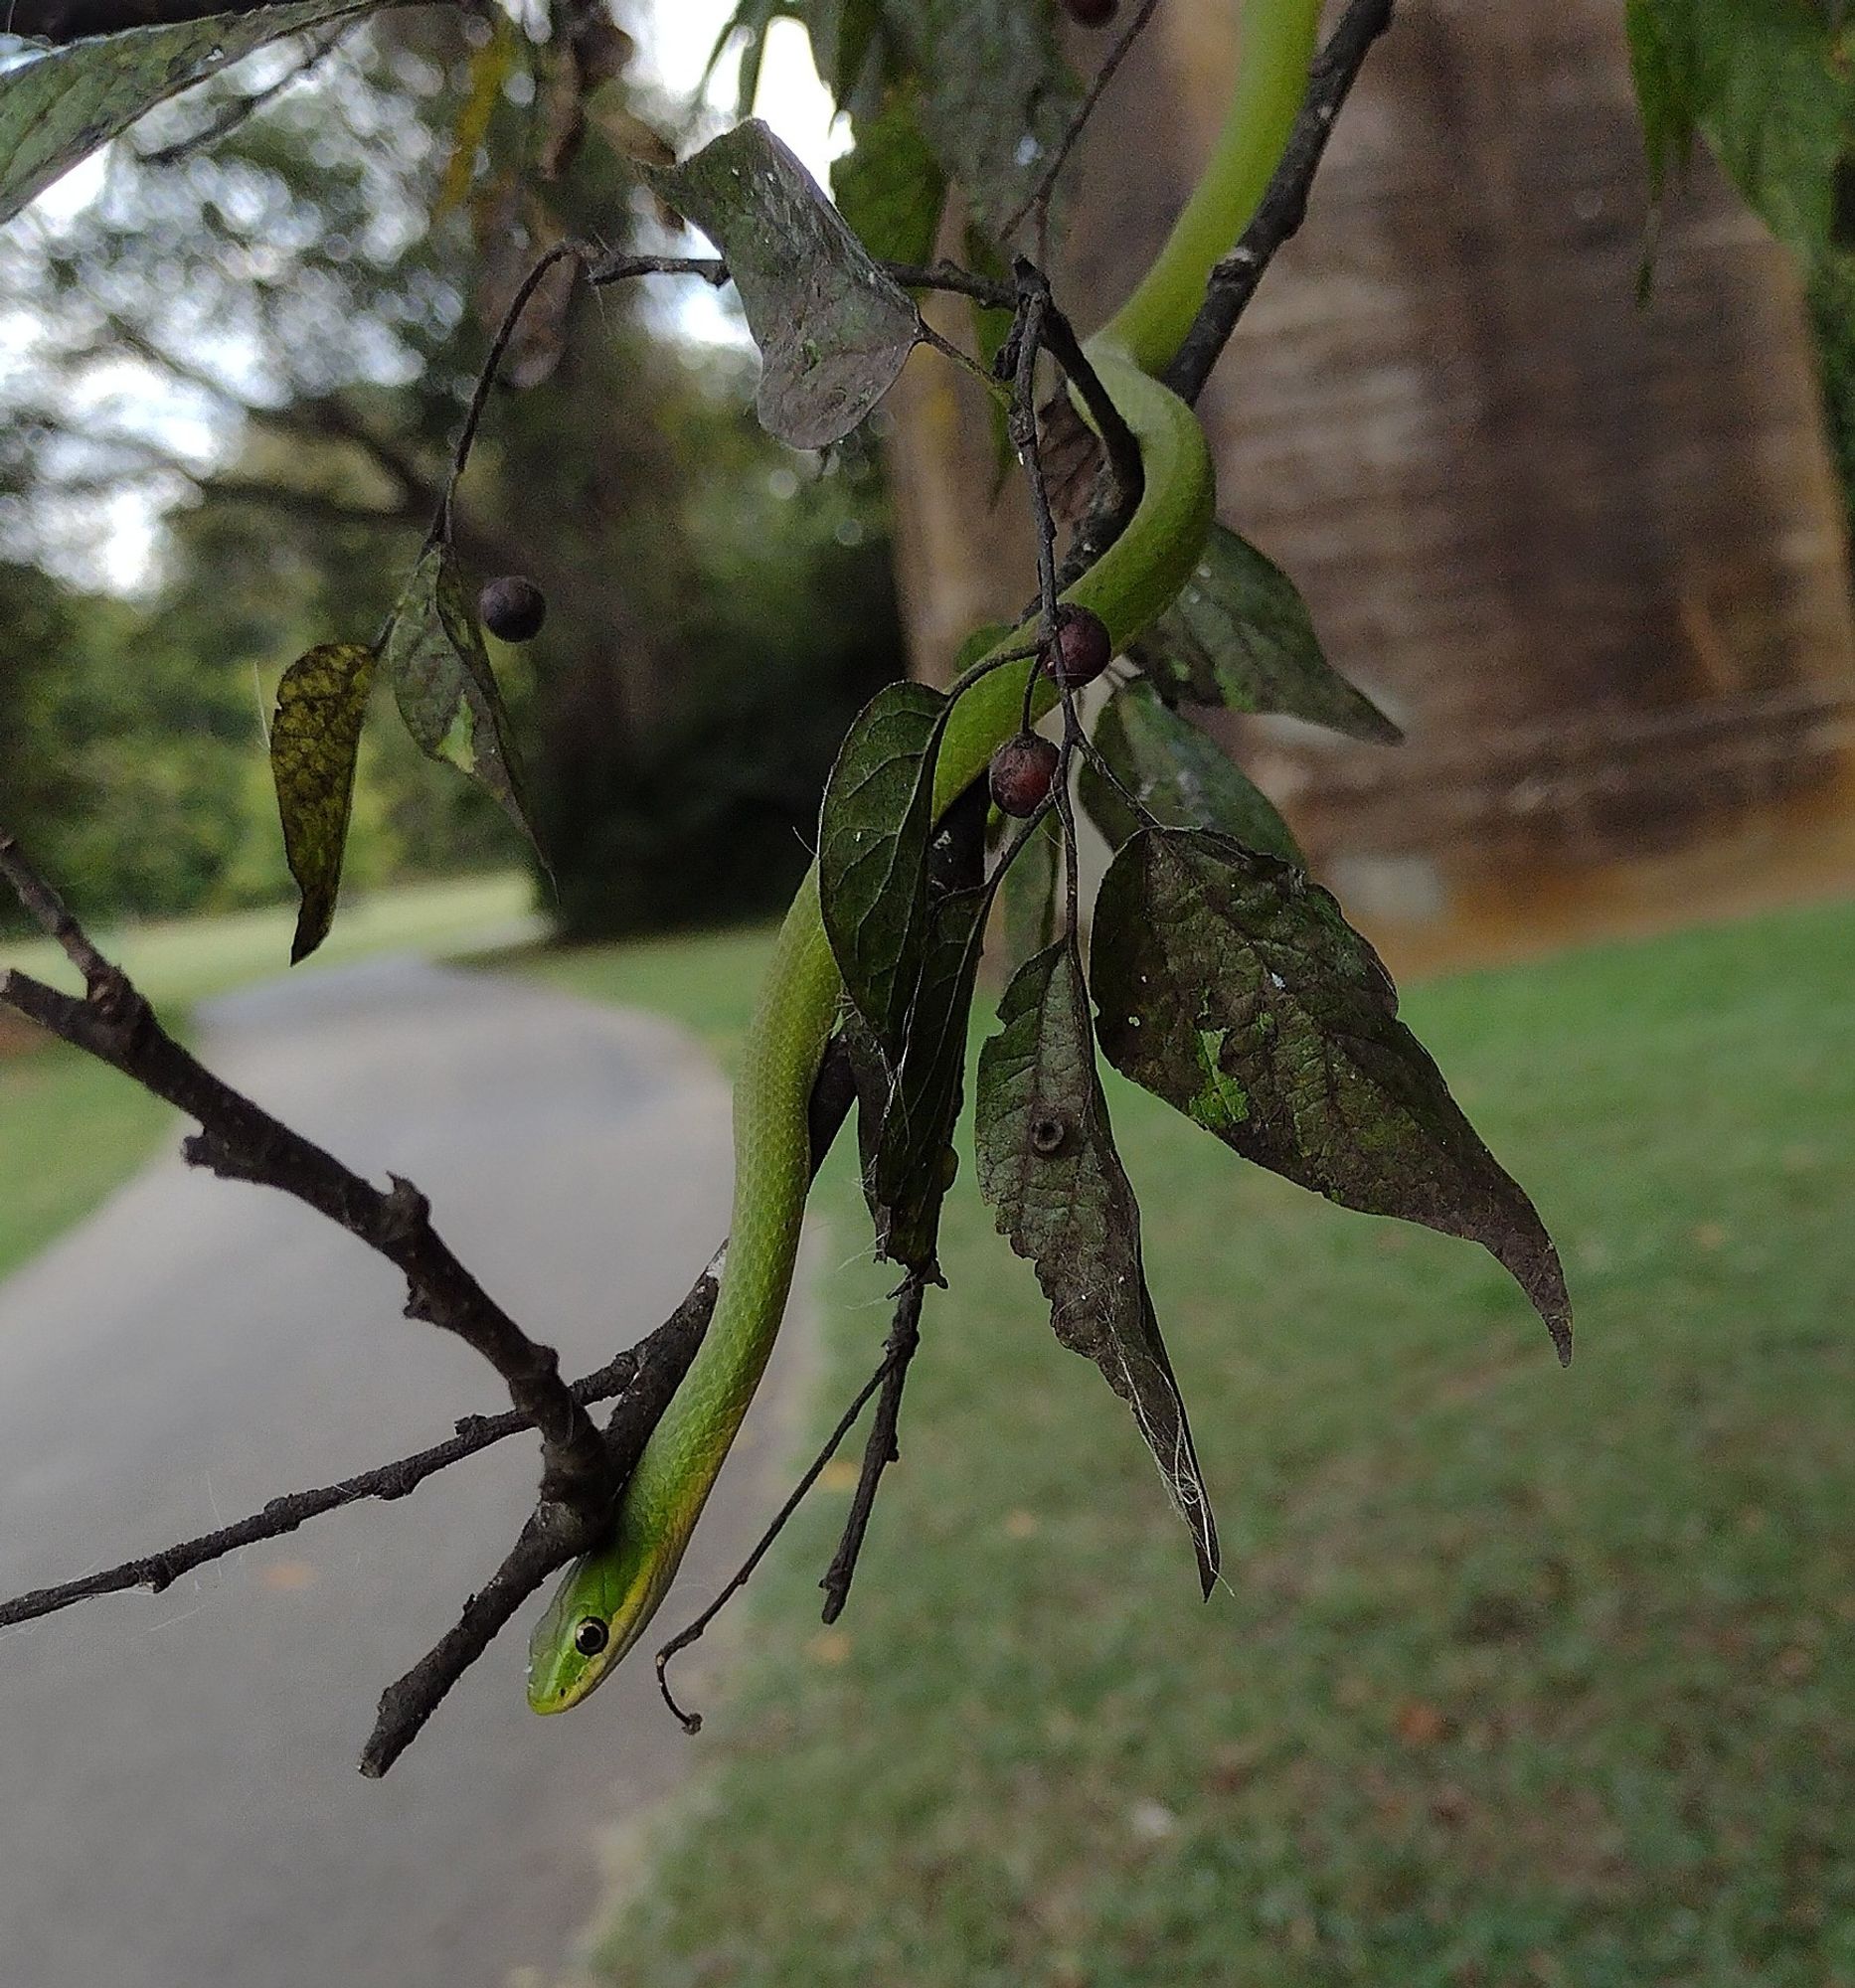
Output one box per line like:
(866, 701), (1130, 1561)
(0, 1), (903, 935)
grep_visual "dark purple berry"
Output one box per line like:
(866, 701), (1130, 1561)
(1062, 0), (1118, 24)
(479, 575), (548, 643)
(989, 734), (1061, 817)
(1039, 603), (1113, 689)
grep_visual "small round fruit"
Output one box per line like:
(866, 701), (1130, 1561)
(1062, 0), (1118, 24)
(479, 575), (548, 643)
(989, 734), (1061, 817)
(1039, 603), (1113, 689)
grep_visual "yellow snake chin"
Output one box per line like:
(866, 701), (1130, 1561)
(525, 1535), (664, 1714)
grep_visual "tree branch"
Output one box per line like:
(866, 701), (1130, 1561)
(995, 0), (1167, 253)
(584, 250), (1015, 310)
(361, 1035), (857, 1770)
(0, 832), (612, 1519)
(0, 844), (860, 1768)
(0, 1256), (720, 1631)
(1165, 0), (1396, 405)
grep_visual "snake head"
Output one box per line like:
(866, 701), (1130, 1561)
(525, 1531), (665, 1714)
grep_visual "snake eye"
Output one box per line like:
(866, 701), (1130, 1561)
(573, 1617), (610, 1658)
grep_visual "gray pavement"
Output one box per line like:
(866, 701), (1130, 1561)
(0, 957), (802, 1988)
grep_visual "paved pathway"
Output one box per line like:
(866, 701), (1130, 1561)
(0, 957), (795, 1988)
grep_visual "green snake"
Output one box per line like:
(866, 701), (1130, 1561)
(527, 0), (1321, 1714)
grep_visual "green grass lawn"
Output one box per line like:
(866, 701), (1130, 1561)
(539, 898), (1855, 1988)
(0, 1052), (176, 1276)
(0, 872), (536, 1284)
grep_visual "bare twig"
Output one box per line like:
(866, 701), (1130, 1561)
(0, 1263), (719, 1631)
(653, 1294), (917, 1736)
(137, 26), (349, 166)
(818, 1274), (926, 1624)
(997, 0), (1168, 253)
(360, 1036), (858, 1768)
(584, 250), (728, 287)
(436, 240), (590, 546)
(1165, 0), (1396, 404)
(584, 252), (1015, 310)
(359, 1306), (708, 1775)
(0, 985), (857, 1765)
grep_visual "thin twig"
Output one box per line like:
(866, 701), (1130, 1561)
(1076, 728), (1163, 835)
(359, 1299), (716, 1775)
(919, 319), (1009, 401)
(435, 240), (590, 546)
(0, 1264), (718, 1631)
(1165, 0), (1396, 405)
(654, 1349), (897, 1735)
(583, 252), (1014, 310)
(888, 259), (1017, 307)
(584, 250), (728, 287)
(996, 0), (1168, 252)
(818, 1274), (926, 1624)
(137, 25), (349, 166)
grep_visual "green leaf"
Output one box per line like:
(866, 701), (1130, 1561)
(1081, 678), (1304, 865)
(877, 0), (1079, 235)
(818, 679), (948, 1058)
(1140, 523), (1400, 744)
(866, 877), (991, 1270)
(805, 0), (885, 103)
(268, 640), (376, 964)
(976, 938), (1219, 1592)
(833, 95), (947, 266)
(0, 0), (377, 227)
(1091, 829), (1573, 1363)
(647, 119), (922, 448)
(1625, 0), (1855, 262)
(381, 544), (533, 845)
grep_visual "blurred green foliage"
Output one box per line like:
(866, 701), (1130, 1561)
(0, 4), (904, 940)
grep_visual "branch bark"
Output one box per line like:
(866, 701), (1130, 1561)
(1166, 0), (1397, 406)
